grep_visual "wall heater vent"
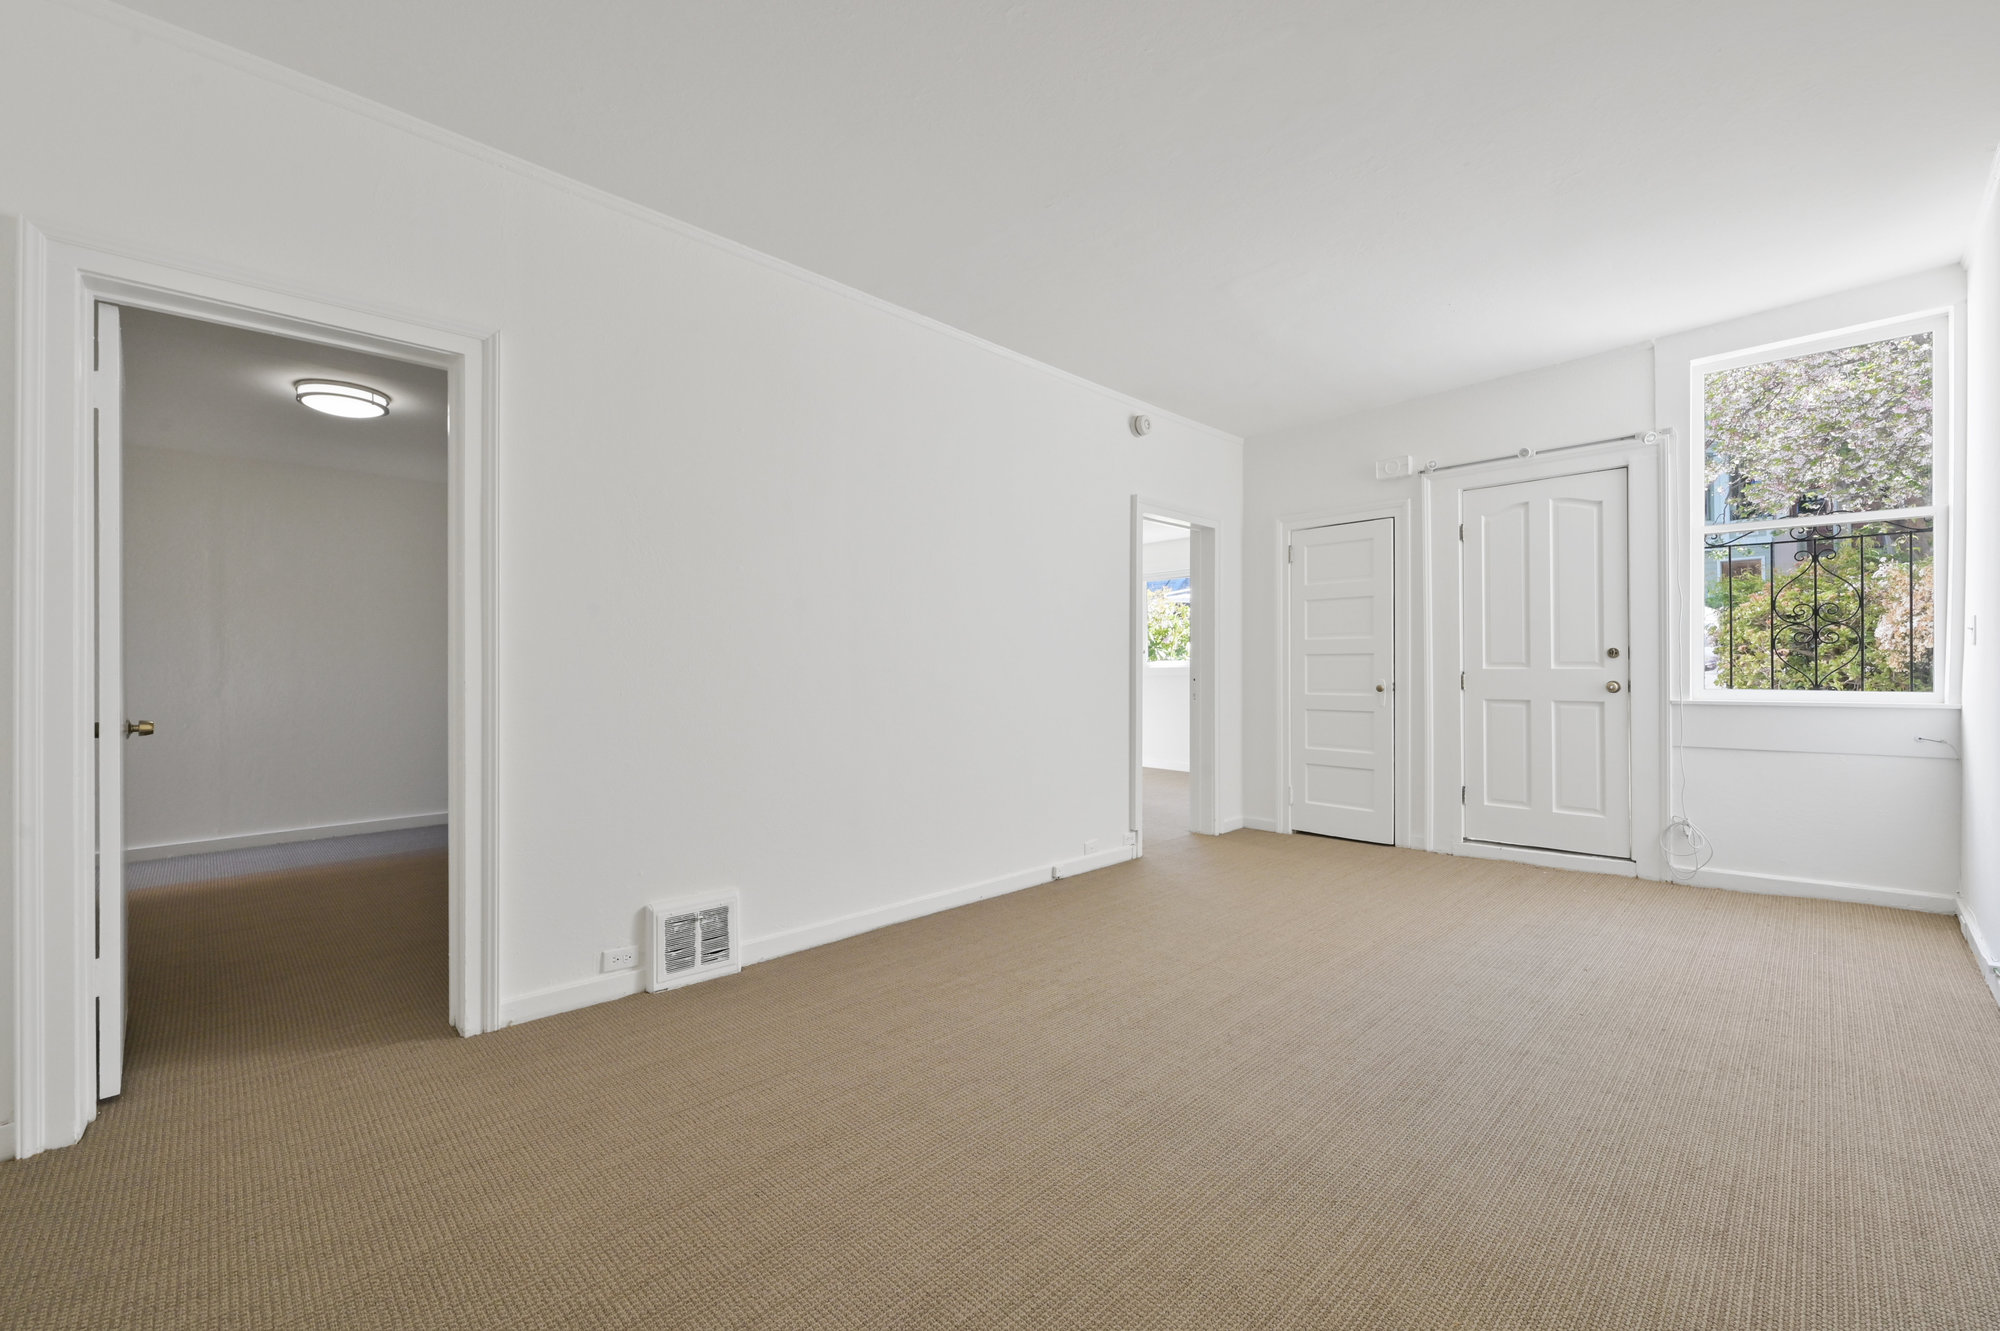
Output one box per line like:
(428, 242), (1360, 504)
(646, 889), (742, 992)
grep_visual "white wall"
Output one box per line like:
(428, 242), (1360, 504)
(122, 446), (447, 854)
(1142, 665), (1190, 771)
(1961, 154), (2000, 998)
(1245, 270), (1967, 910)
(0, 0), (1243, 1053)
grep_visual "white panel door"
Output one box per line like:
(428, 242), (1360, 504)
(1461, 469), (1630, 857)
(93, 302), (128, 1099)
(1289, 518), (1394, 843)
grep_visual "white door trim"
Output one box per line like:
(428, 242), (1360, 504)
(1134, 497), (1224, 843)
(1423, 443), (1665, 877)
(1273, 500), (1416, 844)
(12, 227), (500, 1157)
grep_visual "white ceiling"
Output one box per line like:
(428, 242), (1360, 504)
(1143, 518), (1191, 544)
(121, 308), (448, 481)
(114, 0), (2000, 437)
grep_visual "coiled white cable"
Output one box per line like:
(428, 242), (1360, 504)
(1661, 425), (1712, 884)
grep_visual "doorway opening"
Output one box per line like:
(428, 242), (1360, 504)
(101, 306), (453, 1101)
(14, 236), (494, 1158)
(1132, 502), (1220, 849)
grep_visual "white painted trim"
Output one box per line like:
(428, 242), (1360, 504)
(0, 1119), (14, 1162)
(1216, 816), (1246, 834)
(1274, 499), (1416, 846)
(11, 220), (51, 1170)
(496, 844), (1140, 1028)
(1243, 816), (1280, 832)
(1136, 497), (1225, 841)
(55, 0), (1239, 450)
(1424, 443), (1668, 879)
(1688, 866), (1956, 914)
(1959, 908), (2000, 1011)
(124, 813), (449, 861)
(12, 231), (498, 1156)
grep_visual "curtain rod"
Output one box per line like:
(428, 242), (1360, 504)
(1421, 429), (1669, 475)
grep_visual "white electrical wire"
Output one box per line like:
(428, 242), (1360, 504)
(1661, 425), (1713, 884)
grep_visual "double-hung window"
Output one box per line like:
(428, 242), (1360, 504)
(1696, 314), (1946, 696)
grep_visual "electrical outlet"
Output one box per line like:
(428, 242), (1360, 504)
(1084, 837), (1100, 854)
(601, 946), (637, 972)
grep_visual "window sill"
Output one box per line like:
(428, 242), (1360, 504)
(1679, 692), (1956, 710)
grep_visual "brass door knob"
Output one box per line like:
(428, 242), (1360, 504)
(1604, 682), (1621, 694)
(125, 720), (155, 737)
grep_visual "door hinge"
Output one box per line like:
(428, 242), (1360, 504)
(93, 721), (99, 738)
(1286, 544), (1293, 564)
(1461, 785), (1467, 804)
(1459, 522), (1464, 541)
(1460, 670), (1466, 689)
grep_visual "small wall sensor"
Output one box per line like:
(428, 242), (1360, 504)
(1130, 414), (1153, 437)
(1373, 455), (1415, 480)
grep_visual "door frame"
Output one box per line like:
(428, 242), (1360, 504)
(1273, 501), (1415, 843)
(1424, 445), (1665, 878)
(1132, 497), (1223, 848)
(12, 228), (499, 1157)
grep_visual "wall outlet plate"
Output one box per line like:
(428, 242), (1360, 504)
(601, 946), (637, 972)
(1374, 455), (1415, 480)
(1084, 838), (1100, 854)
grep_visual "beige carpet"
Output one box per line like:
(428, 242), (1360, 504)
(6, 812), (2000, 1329)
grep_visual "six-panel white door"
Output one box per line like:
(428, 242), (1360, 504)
(1289, 518), (1394, 843)
(1461, 470), (1630, 857)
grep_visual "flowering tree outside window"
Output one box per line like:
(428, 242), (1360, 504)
(1146, 586), (1190, 661)
(1701, 330), (1936, 693)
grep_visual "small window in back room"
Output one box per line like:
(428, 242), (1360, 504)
(1146, 576), (1191, 661)
(1699, 323), (1940, 694)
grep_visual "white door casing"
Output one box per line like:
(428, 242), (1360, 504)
(1460, 469), (1631, 857)
(92, 302), (126, 1099)
(1289, 518), (1394, 843)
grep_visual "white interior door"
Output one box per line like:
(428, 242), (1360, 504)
(1289, 518), (1394, 843)
(93, 301), (127, 1099)
(1460, 468), (1630, 857)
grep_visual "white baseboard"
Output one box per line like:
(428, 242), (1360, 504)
(494, 843), (1138, 1028)
(498, 967), (645, 1026)
(1216, 815), (1246, 833)
(1960, 908), (2000, 1011)
(743, 842), (1134, 966)
(126, 813), (447, 862)
(1688, 865), (1957, 914)
(0, 1119), (13, 1162)
(1243, 816), (1279, 832)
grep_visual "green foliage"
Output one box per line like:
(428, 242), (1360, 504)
(1146, 588), (1190, 661)
(1705, 534), (1932, 692)
(1704, 333), (1932, 523)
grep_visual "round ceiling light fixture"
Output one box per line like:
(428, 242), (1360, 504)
(294, 379), (390, 419)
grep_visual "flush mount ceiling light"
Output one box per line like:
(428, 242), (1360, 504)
(294, 379), (390, 419)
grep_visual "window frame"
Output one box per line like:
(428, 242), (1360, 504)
(1687, 307), (1954, 706)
